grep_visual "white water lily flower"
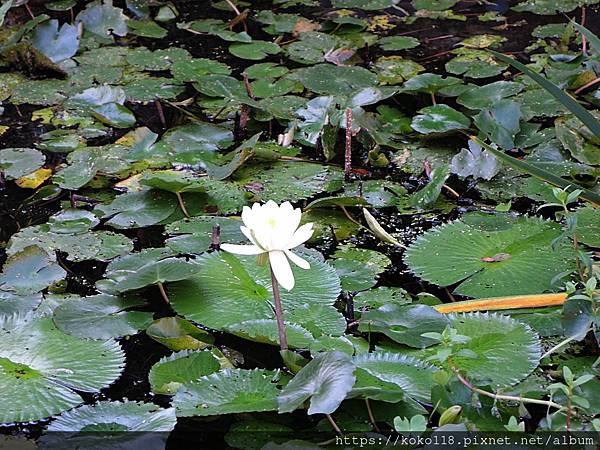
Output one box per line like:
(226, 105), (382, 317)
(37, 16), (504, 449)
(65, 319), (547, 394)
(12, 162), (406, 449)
(220, 200), (314, 291)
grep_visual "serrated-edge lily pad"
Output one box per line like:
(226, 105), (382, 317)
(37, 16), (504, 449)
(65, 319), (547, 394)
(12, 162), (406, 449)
(46, 400), (176, 431)
(52, 294), (154, 339)
(404, 213), (576, 297)
(173, 369), (288, 416)
(226, 319), (315, 349)
(149, 350), (222, 395)
(0, 315), (125, 423)
(169, 252), (342, 338)
(352, 352), (435, 403)
(448, 312), (541, 386)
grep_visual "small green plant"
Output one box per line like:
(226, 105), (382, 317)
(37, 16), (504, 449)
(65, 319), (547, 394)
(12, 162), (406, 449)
(538, 186), (591, 282)
(547, 366), (596, 431)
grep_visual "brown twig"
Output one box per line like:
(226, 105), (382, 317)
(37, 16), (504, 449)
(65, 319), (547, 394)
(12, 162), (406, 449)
(210, 225), (221, 251)
(344, 108), (353, 182)
(574, 77), (600, 95)
(155, 99), (167, 129)
(242, 72), (255, 99)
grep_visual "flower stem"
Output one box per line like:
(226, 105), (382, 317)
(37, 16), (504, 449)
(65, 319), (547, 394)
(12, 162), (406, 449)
(365, 399), (380, 432)
(157, 282), (170, 304)
(175, 192), (190, 218)
(269, 263), (288, 351)
(326, 413), (343, 436)
(454, 369), (562, 410)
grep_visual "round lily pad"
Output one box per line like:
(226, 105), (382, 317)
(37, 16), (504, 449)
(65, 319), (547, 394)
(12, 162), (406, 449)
(405, 213), (576, 297)
(173, 369), (288, 416)
(53, 294), (154, 339)
(169, 251), (342, 338)
(46, 400), (176, 431)
(0, 315), (124, 423)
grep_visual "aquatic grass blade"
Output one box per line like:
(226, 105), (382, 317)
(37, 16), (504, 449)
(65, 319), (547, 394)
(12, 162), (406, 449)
(472, 136), (600, 207)
(489, 50), (600, 138)
(572, 22), (600, 57)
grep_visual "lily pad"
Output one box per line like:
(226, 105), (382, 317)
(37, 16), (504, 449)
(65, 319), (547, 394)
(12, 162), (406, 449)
(174, 369), (288, 416)
(165, 216), (245, 254)
(98, 248), (201, 293)
(46, 400), (176, 431)
(0, 148), (45, 180)
(169, 252), (343, 338)
(378, 36), (420, 51)
(573, 207), (600, 248)
(330, 244), (391, 291)
(278, 351), (355, 415)
(291, 64), (377, 96)
(229, 41), (281, 60)
(76, 0), (129, 40)
(451, 140), (501, 180)
(352, 353), (435, 403)
(31, 20), (80, 63)
(161, 122), (234, 166)
(0, 315), (124, 423)
(53, 294), (154, 339)
(7, 226), (133, 262)
(405, 213), (576, 297)
(457, 81), (524, 110)
(446, 313), (541, 386)
(0, 246), (66, 295)
(473, 100), (522, 150)
(411, 105), (471, 134)
(95, 190), (179, 229)
(149, 350), (222, 395)
(232, 161), (343, 203)
(146, 317), (214, 351)
(226, 320), (315, 349)
(359, 304), (450, 348)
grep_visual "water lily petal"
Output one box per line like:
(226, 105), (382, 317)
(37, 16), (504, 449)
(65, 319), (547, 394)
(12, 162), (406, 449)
(241, 205), (255, 229)
(220, 244), (264, 255)
(240, 226), (262, 249)
(269, 250), (295, 290)
(284, 249), (310, 270)
(287, 223), (314, 248)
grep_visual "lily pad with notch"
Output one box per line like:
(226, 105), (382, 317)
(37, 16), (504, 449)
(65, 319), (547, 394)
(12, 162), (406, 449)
(169, 252), (343, 339)
(405, 213), (576, 297)
(53, 294), (154, 339)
